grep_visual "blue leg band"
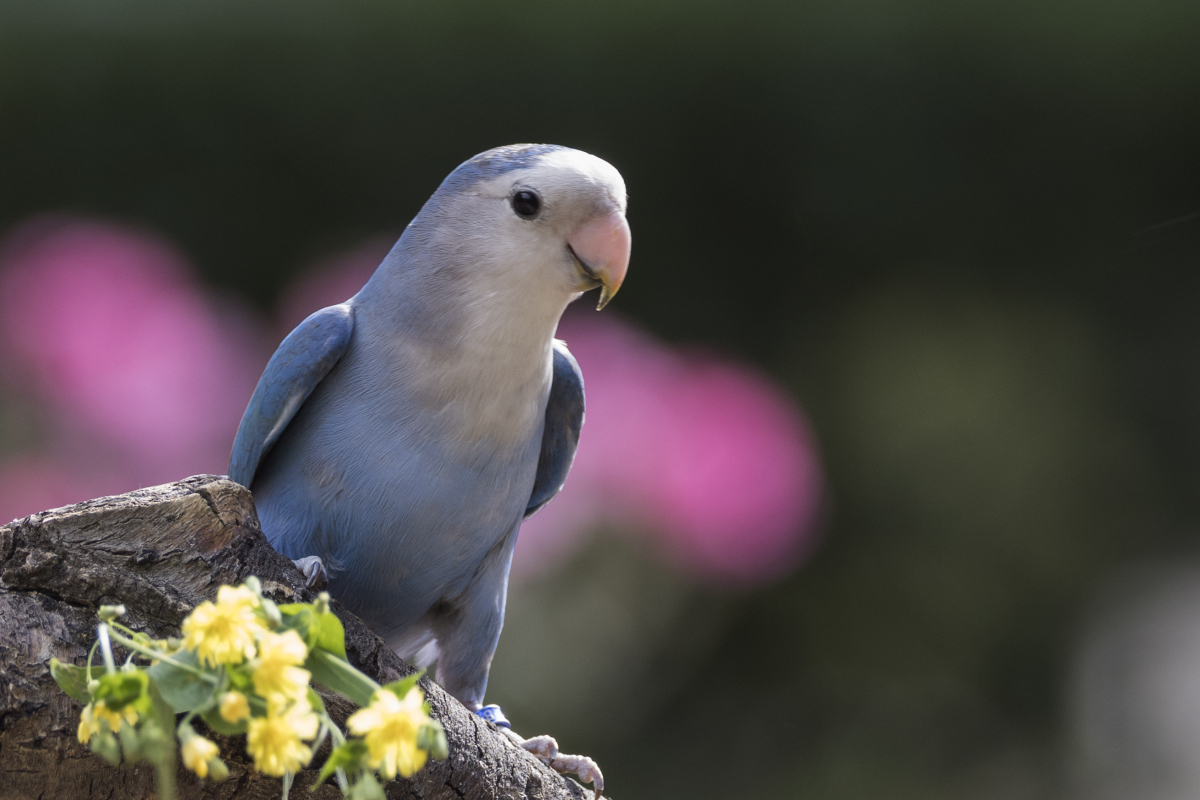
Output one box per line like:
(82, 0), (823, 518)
(476, 704), (511, 728)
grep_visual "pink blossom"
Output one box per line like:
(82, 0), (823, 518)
(0, 216), (264, 494)
(646, 355), (821, 580)
(514, 312), (822, 584)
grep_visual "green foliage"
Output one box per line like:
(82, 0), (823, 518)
(92, 728), (121, 765)
(279, 603), (320, 646)
(200, 705), (249, 736)
(381, 670), (425, 704)
(348, 773), (386, 800)
(49, 658), (91, 703)
(95, 669), (149, 712)
(314, 739), (370, 789)
(314, 610), (348, 660)
(281, 601), (348, 659)
(145, 680), (180, 774)
(145, 650), (215, 712)
(56, 580), (446, 800)
(306, 647), (379, 708)
(417, 721), (449, 761)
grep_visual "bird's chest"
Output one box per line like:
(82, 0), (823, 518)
(322, 343), (550, 519)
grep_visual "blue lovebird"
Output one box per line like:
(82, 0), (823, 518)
(229, 144), (630, 794)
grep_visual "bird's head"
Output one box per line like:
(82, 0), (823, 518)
(420, 144), (631, 311)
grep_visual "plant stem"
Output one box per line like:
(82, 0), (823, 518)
(86, 640), (100, 685)
(106, 630), (217, 683)
(97, 624), (116, 674)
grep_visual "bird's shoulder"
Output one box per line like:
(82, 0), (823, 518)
(229, 303), (355, 487)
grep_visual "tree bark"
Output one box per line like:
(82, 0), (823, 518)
(0, 475), (594, 800)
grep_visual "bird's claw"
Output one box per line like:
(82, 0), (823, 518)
(518, 735), (604, 799)
(548, 752), (604, 800)
(484, 707), (604, 798)
(292, 555), (328, 589)
(519, 734), (559, 760)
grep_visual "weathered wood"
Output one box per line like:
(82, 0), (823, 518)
(0, 475), (591, 800)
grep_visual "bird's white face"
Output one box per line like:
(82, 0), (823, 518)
(454, 148), (631, 311)
(357, 146), (631, 442)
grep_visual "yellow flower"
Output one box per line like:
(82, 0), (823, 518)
(77, 703), (101, 743)
(245, 697), (319, 777)
(346, 687), (430, 779)
(251, 629), (310, 703)
(77, 701), (138, 742)
(182, 734), (220, 778)
(181, 585), (266, 667)
(219, 691), (251, 724)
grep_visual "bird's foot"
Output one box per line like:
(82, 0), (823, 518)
(518, 734), (604, 800)
(292, 555), (328, 590)
(477, 706), (604, 799)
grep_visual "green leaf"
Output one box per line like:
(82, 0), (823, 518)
(227, 663), (254, 692)
(348, 772), (385, 800)
(312, 739), (369, 790)
(381, 670), (424, 703)
(280, 601), (348, 657)
(307, 687), (327, 715)
(200, 706), (248, 736)
(313, 610), (347, 659)
(95, 669), (149, 712)
(49, 658), (92, 703)
(278, 603), (319, 648)
(305, 648), (379, 707)
(146, 649), (215, 712)
(417, 720), (449, 761)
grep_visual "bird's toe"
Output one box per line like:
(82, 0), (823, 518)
(477, 705), (604, 796)
(547, 753), (604, 800)
(292, 555), (329, 589)
(519, 734), (559, 760)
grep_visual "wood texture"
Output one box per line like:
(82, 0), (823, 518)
(0, 475), (592, 800)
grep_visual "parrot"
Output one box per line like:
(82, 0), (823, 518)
(228, 143), (630, 794)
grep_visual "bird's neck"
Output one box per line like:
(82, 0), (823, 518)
(353, 243), (574, 447)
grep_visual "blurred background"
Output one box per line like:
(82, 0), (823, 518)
(2, 1), (1199, 797)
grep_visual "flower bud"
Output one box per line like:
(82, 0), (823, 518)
(93, 731), (121, 765)
(259, 597), (282, 629)
(98, 605), (126, 621)
(314, 593), (332, 616)
(208, 758), (230, 782)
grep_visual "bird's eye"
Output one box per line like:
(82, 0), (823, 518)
(511, 189), (541, 219)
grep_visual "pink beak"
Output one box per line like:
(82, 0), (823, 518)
(568, 209), (631, 310)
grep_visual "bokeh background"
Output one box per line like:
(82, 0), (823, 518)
(2, 1), (1200, 797)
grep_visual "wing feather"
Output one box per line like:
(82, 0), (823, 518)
(525, 340), (585, 518)
(228, 303), (354, 488)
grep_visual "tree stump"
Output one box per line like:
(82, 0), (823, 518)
(0, 475), (594, 800)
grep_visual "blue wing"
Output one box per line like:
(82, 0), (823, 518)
(525, 340), (585, 518)
(229, 303), (355, 488)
